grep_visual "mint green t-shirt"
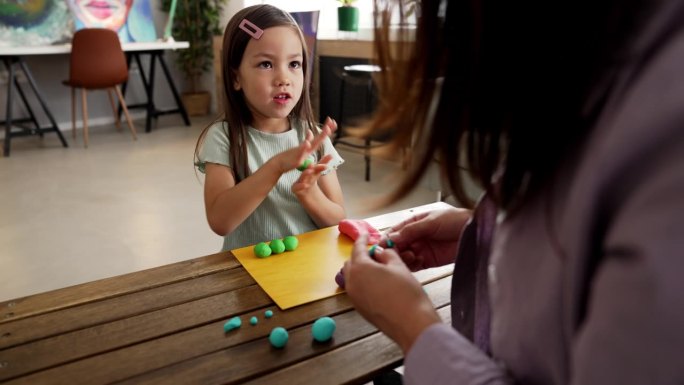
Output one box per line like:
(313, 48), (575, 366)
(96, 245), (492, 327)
(196, 120), (344, 251)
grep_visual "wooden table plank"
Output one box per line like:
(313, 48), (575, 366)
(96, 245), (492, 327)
(0, 283), (269, 381)
(4, 272), (452, 385)
(0, 268), (252, 350)
(113, 277), (453, 385)
(245, 306), (453, 385)
(0, 252), (239, 323)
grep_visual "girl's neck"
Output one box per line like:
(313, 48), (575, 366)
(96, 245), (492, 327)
(251, 117), (291, 134)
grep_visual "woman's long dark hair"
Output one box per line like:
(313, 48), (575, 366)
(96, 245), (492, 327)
(367, 0), (656, 210)
(194, 4), (316, 182)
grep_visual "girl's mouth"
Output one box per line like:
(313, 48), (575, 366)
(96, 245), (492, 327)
(273, 93), (291, 105)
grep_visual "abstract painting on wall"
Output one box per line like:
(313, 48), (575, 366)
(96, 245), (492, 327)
(0, 0), (156, 47)
(66, 0), (157, 43)
(0, 0), (73, 47)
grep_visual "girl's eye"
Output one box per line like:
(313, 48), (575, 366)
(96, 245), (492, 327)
(258, 61), (273, 69)
(290, 61), (302, 69)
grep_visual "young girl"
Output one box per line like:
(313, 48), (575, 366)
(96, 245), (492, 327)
(194, 4), (346, 251)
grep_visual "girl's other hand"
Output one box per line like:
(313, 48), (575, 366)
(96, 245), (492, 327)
(292, 154), (333, 197)
(271, 123), (332, 173)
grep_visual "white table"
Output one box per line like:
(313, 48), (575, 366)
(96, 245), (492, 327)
(0, 41), (190, 156)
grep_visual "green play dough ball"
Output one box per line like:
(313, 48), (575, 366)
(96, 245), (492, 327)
(312, 317), (336, 342)
(269, 327), (289, 348)
(270, 239), (286, 254)
(283, 235), (299, 251)
(297, 158), (312, 171)
(254, 242), (272, 258)
(223, 316), (241, 332)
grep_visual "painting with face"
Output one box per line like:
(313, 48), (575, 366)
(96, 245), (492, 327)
(0, 0), (73, 46)
(66, 0), (156, 43)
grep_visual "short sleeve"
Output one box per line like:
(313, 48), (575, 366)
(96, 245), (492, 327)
(319, 136), (344, 176)
(195, 121), (231, 173)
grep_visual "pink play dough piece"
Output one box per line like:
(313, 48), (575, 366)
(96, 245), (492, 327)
(338, 219), (381, 244)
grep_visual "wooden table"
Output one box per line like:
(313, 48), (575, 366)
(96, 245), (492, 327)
(0, 202), (454, 384)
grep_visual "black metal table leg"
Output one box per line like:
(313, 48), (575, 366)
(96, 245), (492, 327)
(18, 60), (68, 148)
(158, 53), (190, 126)
(3, 58), (14, 157)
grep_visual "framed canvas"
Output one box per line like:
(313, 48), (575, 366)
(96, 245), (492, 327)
(66, 0), (157, 43)
(0, 0), (73, 47)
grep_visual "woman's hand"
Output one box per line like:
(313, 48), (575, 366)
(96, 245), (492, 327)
(344, 233), (441, 354)
(381, 207), (472, 271)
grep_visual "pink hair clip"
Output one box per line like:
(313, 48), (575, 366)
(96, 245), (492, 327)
(239, 19), (264, 40)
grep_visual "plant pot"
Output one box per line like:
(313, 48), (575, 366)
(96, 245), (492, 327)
(337, 6), (359, 32)
(182, 91), (211, 116)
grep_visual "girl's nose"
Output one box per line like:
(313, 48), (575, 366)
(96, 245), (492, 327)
(275, 77), (291, 87)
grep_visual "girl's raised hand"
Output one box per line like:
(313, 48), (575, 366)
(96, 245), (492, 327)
(292, 154), (333, 197)
(271, 121), (335, 174)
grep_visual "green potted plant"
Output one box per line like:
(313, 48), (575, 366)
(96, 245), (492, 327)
(162, 0), (228, 116)
(337, 0), (359, 32)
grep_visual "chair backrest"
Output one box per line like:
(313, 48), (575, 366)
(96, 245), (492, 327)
(289, 10), (320, 87)
(69, 28), (128, 89)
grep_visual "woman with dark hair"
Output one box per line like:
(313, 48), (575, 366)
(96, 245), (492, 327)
(344, 0), (684, 383)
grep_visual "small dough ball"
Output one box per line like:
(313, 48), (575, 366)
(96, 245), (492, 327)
(270, 239), (286, 254)
(297, 158), (313, 171)
(254, 242), (272, 258)
(223, 316), (241, 332)
(265, 309), (274, 318)
(312, 317), (336, 342)
(283, 235), (299, 251)
(250, 316), (258, 325)
(269, 327), (289, 348)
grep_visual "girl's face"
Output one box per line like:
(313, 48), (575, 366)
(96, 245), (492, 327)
(233, 25), (305, 132)
(66, 0), (133, 30)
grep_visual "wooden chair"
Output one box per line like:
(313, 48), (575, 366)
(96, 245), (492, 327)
(63, 28), (137, 148)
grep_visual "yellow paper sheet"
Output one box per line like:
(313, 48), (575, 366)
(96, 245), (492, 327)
(232, 226), (352, 309)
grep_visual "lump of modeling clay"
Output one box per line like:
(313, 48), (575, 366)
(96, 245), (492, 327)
(265, 309), (273, 318)
(312, 317), (336, 342)
(270, 239), (285, 254)
(282, 235), (299, 251)
(250, 316), (258, 325)
(254, 242), (272, 258)
(297, 158), (313, 171)
(338, 219), (381, 244)
(269, 327), (289, 348)
(335, 269), (345, 288)
(223, 316), (242, 332)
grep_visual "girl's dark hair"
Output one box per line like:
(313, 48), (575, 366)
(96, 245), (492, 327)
(367, 0), (655, 210)
(194, 4), (316, 181)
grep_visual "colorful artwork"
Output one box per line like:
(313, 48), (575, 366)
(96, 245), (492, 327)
(0, 0), (73, 46)
(66, 0), (156, 43)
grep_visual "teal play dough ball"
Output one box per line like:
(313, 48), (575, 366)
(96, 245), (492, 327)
(223, 316), (241, 332)
(297, 158), (313, 171)
(283, 235), (299, 251)
(270, 239), (286, 254)
(312, 316), (336, 342)
(269, 327), (289, 348)
(265, 309), (274, 318)
(254, 242), (272, 258)
(250, 316), (258, 325)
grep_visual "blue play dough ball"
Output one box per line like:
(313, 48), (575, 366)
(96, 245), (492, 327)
(223, 316), (241, 332)
(312, 317), (336, 342)
(269, 327), (289, 348)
